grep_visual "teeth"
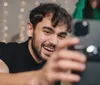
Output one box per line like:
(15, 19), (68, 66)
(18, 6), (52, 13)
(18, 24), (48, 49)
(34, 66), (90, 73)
(44, 46), (54, 52)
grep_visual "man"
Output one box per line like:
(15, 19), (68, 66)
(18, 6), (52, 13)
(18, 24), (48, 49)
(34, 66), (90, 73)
(0, 3), (86, 85)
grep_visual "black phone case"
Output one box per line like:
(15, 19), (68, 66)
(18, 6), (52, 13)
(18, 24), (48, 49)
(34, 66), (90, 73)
(72, 20), (100, 85)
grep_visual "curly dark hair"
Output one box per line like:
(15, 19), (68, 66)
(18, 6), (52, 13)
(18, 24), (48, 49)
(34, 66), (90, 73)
(29, 3), (72, 32)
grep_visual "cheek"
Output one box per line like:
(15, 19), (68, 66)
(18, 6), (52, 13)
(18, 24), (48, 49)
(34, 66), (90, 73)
(57, 38), (66, 47)
(34, 33), (49, 46)
(34, 36), (42, 46)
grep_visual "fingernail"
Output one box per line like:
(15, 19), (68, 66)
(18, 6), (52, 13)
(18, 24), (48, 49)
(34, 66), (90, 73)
(82, 56), (87, 62)
(75, 75), (81, 81)
(81, 64), (86, 70)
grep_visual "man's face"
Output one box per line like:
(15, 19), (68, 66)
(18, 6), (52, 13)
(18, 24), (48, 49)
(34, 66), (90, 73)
(32, 14), (68, 60)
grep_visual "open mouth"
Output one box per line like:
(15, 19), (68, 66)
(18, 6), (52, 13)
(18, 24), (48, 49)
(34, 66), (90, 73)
(43, 45), (55, 52)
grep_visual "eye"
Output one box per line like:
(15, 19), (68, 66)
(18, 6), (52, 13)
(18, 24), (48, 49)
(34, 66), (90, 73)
(58, 34), (67, 40)
(43, 30), (51, 35)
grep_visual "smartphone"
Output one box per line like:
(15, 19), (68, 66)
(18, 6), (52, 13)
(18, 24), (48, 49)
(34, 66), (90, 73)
(71, 20), (100, 85)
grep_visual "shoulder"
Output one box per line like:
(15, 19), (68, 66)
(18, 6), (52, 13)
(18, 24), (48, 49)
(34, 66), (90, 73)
(0, 42), (18, 47)
(0, 40), (28, 49)
(0, 40), (29, 55)
(0, 41), (28, 55)
(0, 42), (19, 51)
(0, 42), (19, 57)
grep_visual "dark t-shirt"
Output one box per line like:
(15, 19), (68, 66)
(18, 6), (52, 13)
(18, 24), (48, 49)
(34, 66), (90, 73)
(0, 40), (45, 73)
(0, 40), (60, 85)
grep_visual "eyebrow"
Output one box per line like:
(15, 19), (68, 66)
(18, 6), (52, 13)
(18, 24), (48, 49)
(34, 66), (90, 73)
(43, 26), (54, 32)
(43, 26), (67, 35)
(59, 32), (67, 35)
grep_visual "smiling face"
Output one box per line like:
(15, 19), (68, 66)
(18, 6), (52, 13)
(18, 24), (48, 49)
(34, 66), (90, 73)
(28, 14), (68, 60)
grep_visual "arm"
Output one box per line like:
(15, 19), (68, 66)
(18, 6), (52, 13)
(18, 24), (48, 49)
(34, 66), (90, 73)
(0, 37), (86, 85)
(72, 0), (86, 19)
(0, 59), (43, 85)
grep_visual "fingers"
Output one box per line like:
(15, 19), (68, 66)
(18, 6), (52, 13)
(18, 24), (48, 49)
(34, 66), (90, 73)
(49, 48), (86, 83)
(52, 50), (86, 72)
(49, 72), (81, 82)
(55, 60), (86, 71)
(44, 37), (87, 84)
(57, 37), (80, 50)
(57, 73), (80, 82)
(57, 50), (86, 63)
(56, 72), (80, 82)
(52, 50), (86, 64)
(53, 36), (86, 63)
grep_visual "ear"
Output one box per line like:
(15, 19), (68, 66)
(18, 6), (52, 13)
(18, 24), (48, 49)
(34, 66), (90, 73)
(27, 22), (34, 37)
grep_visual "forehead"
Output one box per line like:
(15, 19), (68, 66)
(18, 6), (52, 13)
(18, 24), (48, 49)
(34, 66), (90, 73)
(37, 14), (68, 32)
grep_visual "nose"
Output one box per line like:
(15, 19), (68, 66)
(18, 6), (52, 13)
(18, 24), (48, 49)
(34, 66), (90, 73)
(49, 35), (58, 45)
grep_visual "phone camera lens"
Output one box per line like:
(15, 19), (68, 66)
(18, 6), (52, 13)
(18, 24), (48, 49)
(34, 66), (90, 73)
(86, 45), (98, 55)
(74, 20), (89, 36)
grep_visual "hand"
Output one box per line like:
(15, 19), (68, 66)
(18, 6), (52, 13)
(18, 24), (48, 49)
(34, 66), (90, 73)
(38, 37), (86, 85)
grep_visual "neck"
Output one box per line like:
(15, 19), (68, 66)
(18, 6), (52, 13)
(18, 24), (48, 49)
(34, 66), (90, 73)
(28, 39), (43, 63)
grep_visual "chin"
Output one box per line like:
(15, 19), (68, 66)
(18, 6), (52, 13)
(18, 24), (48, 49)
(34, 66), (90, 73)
(41, 54), (50, 60)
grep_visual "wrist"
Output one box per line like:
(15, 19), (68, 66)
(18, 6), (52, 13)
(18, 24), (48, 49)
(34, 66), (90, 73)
(34, 69), (54, 85)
